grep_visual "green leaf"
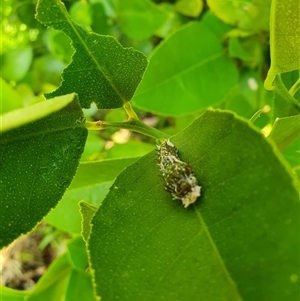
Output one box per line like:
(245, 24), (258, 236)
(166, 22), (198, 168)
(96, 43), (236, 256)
(207, 0), (271, 33)
(90, 2), (112, 36)
(69, 158), (139, 190)
(89, 110), (299, 300)
(281, 136), (300, 178)
(27, 254), (71, 301)
(228, 37), (255, 61)
(45, 183), (111, 234)
(0, 94), (87, 248)
(225, 70), (272, 123)
(80, 131), (105, 162)
(79, 201), (97, 243)
(175, 0), (203, 18)
(0, 286), (28, 301)
(36, 0), (148, 109)
(0, 78), (24, 114)
(269, 114), (300, 151)
(43, 28), (73, 65)
(271, 71), (300, 119)
(132, 21), (238, 116)
(65, 270), (97, 301)
(45, 158), (139, 234)
(69, 1), (92, 29)
(1, 94), (73, 132)
(202, 11), (233, 39)
(268, 115), (300, 175)
(1, 47), (33, 82)
(265, 0), (300, 89)
(67, 236), (89, 271)
(31, 54), (65, 90)
(105, 140), (154, 158)
(116, 0), (169, 40)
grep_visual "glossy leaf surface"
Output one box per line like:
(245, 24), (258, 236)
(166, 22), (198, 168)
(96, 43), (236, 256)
(132, 21), (238, 116)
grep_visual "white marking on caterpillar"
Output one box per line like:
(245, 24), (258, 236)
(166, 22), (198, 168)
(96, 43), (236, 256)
(157, 139), (201, 208)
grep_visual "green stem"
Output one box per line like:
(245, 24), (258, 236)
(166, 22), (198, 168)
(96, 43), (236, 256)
(86, 119), (169, 140)
(86, 102), (169, 140)
(274, 75), (300, 110)
(249, 105), (270, 123)
(289, 77), (300, 97)
(123, 102), (140, 121)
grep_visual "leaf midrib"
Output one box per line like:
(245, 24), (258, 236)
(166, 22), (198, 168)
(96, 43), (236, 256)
(135, 52), (224, 96)
(55, 0), (127, 103)
(194, 208), (243, 300)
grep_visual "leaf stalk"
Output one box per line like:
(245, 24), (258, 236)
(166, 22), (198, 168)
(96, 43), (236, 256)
(289, 78), (300, 97)
(274, 75), (300, 110)
(85, 103), (169, 140)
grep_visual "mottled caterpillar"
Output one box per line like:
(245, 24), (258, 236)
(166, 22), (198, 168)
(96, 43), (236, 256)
(157, 139), (201, 208)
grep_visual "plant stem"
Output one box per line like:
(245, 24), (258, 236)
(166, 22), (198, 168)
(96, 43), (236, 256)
(123, 102), (140, 121)
(86, 102), (169, 140)
(274, 75), (300, 110)
(249, 105), (271, 123)
(86, 119), (169, 140)
(86, 110), (171, 142)
(289, 78), (300, 97)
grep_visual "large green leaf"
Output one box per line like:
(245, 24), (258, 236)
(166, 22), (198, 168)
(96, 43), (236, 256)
(36, 0), (148, 109)
(265, 0), (300, 89)
(45, 158), (139, 234)
(0, 94), (87, 248)
(89, 110), (299, 300)
(132, 21), (238, 116)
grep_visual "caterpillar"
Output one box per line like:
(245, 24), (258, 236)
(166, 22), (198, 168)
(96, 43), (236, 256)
(157, 139), (201, 208)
